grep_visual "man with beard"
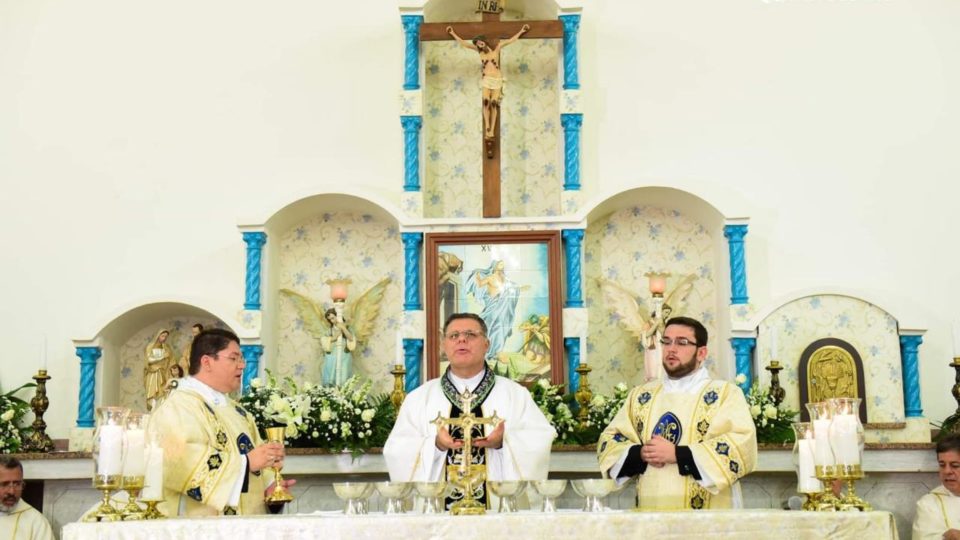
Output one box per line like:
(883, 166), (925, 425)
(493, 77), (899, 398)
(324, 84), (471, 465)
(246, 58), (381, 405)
(0, 456), (54, 540)
(912, 433), (960, 539)
(597, 317), (757, 510)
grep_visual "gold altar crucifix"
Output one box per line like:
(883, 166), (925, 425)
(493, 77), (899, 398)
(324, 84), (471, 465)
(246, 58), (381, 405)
(432, 389), (502, 515)
(419, 6), (563, 218)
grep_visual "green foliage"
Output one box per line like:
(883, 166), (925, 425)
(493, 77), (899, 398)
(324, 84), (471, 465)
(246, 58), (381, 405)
(0, 383), (35, 454)
(528, 379), (630, 446)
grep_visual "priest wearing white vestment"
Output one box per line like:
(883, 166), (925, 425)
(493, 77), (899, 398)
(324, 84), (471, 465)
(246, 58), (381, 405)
(598, 317), (757, 510)
(384, 313), (555, 506)
(913, 433), (960, 540)
(0, 456), (54, 540)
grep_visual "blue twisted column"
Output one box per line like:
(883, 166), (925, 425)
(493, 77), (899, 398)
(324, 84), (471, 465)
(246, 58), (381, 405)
(240, 344), (263, 395)
(401, 116), (423, 192)
(403, 338), (424, 393)
(75, 347), (102, 428)
(401, 232), (423, 310)
(560, 14), (581, 90)
(561, 114), (583, 191)
(899, 335), (924, 418)
(401, 15), (423, 90)
(242, 232), (267, 310)
(723, 225), (749, 305)
(562, 229), (585, 308)
(564, 337), (582, 393)
(730, 337), (756, 395)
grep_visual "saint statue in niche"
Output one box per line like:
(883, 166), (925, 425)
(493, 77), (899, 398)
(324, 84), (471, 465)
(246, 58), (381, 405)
(144, 329), (173, 411)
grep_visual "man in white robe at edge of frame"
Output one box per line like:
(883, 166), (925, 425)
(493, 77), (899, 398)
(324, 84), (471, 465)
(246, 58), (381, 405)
(384, 313), (556, 506)
(597, 316), (758, 510)
(0, 456), (54, 540)
(912, 433), (960, 540)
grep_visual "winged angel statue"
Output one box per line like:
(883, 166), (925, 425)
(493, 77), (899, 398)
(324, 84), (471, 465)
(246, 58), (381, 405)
(597, 274), (697, 381)
(280, 277), (391, 386)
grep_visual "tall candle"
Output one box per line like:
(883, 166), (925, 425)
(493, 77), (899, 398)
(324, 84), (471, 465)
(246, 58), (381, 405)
(953, 322), (960, 357)
(142, 445), (164, 500)
(830, 413), (861, 465)
(812, 419), (835, 466)
(396, 331), (404, 366)
(770, 327), (779, 361)
(580, 336), (587, 365)
(41, 335), (47, 371)
(97, 425), (124, 476)
(122, 429), (146, 477)
(797, 438), (822, 493)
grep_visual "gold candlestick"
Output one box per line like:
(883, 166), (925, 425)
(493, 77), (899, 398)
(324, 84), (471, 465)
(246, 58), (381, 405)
(765, 360), (786, 408)
(574, 363), (593, 427)
(142, 500), (164, 519)
(390, 364), (407, 411)
(86, 474), (123, 522)
(120, 476), (146, 520)
(23, 370), (55, 453)
(939, 357), (960, 437)
(263, 427), (294, 505)
(813, 465), (840, 511)
(835, 464), (871, 511)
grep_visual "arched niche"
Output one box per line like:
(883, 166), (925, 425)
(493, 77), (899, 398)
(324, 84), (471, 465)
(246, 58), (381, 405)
(754, 293), (905, 425)
(85, 301), (231, 412)
(263, 193), (404, 394)
(582, 186), (732, 391)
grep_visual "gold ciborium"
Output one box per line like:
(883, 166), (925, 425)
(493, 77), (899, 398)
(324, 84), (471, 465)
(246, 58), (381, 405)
(263, 426), (294, 505)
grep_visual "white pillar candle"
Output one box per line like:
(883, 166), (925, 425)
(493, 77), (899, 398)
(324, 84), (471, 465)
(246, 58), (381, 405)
(41, 335), (47, 371)
(142, 445), (164, 500)
(396, 331), (404, 366)
(580, 336), (587, 365)
(812, 418), (835, 466)
(797, 438), (822, 493)
(97, 425), (124, 476)
(122, 429), (146, 477)
(830, 414), (861, 465)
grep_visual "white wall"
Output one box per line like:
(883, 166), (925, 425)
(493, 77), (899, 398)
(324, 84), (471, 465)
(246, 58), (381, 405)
(1, 0), (957, 438)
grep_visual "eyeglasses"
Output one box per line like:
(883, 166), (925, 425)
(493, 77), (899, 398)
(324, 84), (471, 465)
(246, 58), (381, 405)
(659, 337), (699, 347)
(0, 480), (26, 489)
(444, 331), (485, 342)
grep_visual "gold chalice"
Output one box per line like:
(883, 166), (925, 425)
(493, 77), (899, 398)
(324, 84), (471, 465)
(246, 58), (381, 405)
(263, 426), (294, 505)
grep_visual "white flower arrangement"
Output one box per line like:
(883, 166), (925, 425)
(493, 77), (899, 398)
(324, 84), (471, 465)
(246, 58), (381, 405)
(0, 384), (33, 454)
(744, 380), (798, 444)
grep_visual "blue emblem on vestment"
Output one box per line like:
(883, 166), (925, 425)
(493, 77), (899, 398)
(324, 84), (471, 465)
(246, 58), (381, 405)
(729, 460), (740, 474)
(599, 441), (607, 453)
(187, 486), (202, 501)
(236, 433), (254, 455)
(638, 392), (651, 405)
(703, 390), (719, 405)
(235, 405), (248, 417)
(613, 433), (627, 442)
(715, 442), (730, 456)
(652, 412), (683, 445)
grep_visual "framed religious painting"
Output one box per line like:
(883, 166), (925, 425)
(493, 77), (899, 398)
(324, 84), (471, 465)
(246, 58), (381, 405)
(424, 231), (564, 385)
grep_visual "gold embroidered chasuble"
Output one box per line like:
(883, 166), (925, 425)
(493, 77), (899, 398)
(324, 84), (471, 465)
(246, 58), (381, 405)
(147, 386), (271, 517)
(598, 377), (757, 510)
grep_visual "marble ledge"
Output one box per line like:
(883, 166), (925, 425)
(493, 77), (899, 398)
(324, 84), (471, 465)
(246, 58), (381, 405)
(14, 444), (939, 480)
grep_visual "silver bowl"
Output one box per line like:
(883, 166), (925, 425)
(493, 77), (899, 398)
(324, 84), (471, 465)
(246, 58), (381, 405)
(375, 481), (413, 514)
(414, 481), (449, 514)
(532, 479), (568, 512)
(571, 479), (618, 512)
(332, 482), (375, 515)
(488, 481), (527, 513)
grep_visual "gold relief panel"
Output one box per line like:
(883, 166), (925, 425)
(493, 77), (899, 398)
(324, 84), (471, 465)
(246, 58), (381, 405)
(799, 338), (868, 423)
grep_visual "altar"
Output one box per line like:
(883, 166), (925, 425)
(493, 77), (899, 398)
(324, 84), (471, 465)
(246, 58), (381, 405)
(62, 509), (899, 540)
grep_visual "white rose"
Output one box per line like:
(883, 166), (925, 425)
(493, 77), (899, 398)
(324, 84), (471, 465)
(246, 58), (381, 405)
(763, 404), (778, 419)
(250, 378), (262, 389)
(615, 382), (628, 392)
(537, 378), (550, 389)
(735, 374), (747, 385)
(320, 408), (333, 422)
(0, 410), (14, 422)
(590, 395), (607, 408)
(361, 409), (375, 422)
(750, 404), (762, 418)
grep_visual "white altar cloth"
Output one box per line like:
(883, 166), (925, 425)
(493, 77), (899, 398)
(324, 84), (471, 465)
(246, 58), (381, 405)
(62, 509), (897, 540)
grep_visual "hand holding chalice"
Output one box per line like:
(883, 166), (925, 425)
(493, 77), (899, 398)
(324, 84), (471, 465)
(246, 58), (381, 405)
(261, 427), (294, 505)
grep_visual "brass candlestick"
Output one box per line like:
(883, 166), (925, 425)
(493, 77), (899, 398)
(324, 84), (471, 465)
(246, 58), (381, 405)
(390, 364), (407, 411)
(263, 427), (294, 505)
(813, 465), (840, 511)
(142, 500), (164, 519)
(120, 476), (146, 520)
(574, 363), (593, 427)
(86, 474), (123, 522)
(835, 464), (871, 511)
(23, 370), (55, 453)
(765, 360), (786, 408)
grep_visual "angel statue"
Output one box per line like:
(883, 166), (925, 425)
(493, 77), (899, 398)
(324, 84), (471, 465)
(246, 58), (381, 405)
(597, 274), (697, 381)
(280, 277), (391, 387)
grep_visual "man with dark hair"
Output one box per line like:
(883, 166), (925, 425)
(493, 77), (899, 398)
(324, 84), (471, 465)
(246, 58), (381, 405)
(384, 313), (555, 507)
(0, 456), (53, 539)
(148, 328), (293, 517)
(597, 317), (757, 510)
(913, 433), (960, 539)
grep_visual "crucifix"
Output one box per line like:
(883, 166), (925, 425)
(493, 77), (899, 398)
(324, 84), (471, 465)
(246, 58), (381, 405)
(431, 389), (502, 515)
(419, 5), (564, 218)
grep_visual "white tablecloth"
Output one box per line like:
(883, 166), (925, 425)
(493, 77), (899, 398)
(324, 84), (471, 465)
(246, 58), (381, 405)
(62, 509), (898, 540)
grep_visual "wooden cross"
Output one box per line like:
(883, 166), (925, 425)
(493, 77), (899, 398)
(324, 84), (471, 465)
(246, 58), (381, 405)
(420, 11), (563, 218)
